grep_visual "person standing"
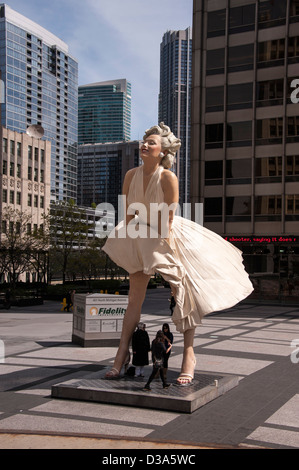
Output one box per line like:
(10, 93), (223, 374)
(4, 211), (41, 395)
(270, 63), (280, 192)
(169, 293), (176, 316)
(162, 323), (173, 379)
(144, 330), (171, 390)
(132, 322), (150, 377)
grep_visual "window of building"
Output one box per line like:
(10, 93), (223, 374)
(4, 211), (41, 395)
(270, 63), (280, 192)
(40, 195), (44, 208)
(2, 160), (7, 175)
(17, 164), (21, 178)
(28, 166), (32, 180)
(204, 197), (222, 222)
(9, 190), (14, 204)
(10, 161), (14, 177)
(227, 83), (253, 110)
(28, 194), (32, 206)
(9, 140), (15, 156)
(226, 196), (251, 221)
(16, 192), (21, 205)
(287, 116), (299, 142)
(206, 48), (225, 75)
(207, 9), (226, 37)
(226, 159), (252, 184)
(256, 118), (283, 144)
(2, 189), (7, 203)
(34, 147), (39, 161)
(205, 86), (224, 112)
(2, 137), (7, 154)
(205, 123), (223, 148)
(228, 44), (254, 73)
(17, 142), (21, 157)
(258, 39), (285, 68)
(229, 4), (256, 34)
(255, 157), (282, 183)
(28, 145), (32, 160)
(226, 121), (252, 147)
(205, 160), (223, 185)
(26, 223), (31, 234)
(40, 169), (44, 183)
(285, 195), (299, 220)
(255, 195), (282, 220)
(288, 36), (299, 64)
(286, 155), (299, 181)
(34, 195), (38, 207)
(40, 148), (44, 163)
(34, 168), (38, 181)
(256, 79), (284, 107)
(290, 0), (299, 21)
(258, 0), (287, 29)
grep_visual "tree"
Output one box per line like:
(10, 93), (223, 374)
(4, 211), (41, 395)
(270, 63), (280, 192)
(47, 199), (91, 283)
(0, 207), (45, 287)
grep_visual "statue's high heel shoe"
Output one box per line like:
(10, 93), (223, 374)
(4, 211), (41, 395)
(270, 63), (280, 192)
(176, 357), (196, 386)
(105, 352), (130, 379)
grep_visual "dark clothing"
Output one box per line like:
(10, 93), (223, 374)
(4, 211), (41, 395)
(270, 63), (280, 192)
(64, 292), (72, 312)
(132, 329), (150, 366)
(145, 340), (168, 389)
(151, 340), (166, 363)
(169, 296), (176, 315)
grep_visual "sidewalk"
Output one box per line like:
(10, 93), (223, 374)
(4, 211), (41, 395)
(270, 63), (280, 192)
(0, 289), (299, 449)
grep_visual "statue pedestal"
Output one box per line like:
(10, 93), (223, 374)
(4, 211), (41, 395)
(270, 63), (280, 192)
(52, 368), (239, 414)
(72, 293), (128, 347)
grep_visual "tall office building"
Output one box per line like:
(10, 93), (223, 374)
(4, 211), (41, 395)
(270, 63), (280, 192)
(78, 79), (131, 145)
(159, 28), (192, 205)
(191, 0), (299, 298)
(77, 140), (140, 221)
(0, 4), (78, 202)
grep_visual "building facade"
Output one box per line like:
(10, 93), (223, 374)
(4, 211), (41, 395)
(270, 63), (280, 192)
(0, 126), (51, 282)
(77, 140), (140, 223)
(0, 4), (78, 202)
(78, 79), (131, 145)
(191, 0), (299, 299)
(159, 28), (192, 205)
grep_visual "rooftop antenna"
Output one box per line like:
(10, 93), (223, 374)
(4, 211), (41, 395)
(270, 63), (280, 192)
(26, 124), (44, 139)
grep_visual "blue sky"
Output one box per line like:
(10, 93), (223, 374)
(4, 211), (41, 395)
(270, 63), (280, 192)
(4, 0), (193, 140)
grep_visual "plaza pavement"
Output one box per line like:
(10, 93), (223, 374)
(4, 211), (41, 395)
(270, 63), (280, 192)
(0, 288), (299, 449)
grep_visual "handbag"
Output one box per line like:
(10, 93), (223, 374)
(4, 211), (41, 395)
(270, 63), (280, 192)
(154, 357), (163, 367)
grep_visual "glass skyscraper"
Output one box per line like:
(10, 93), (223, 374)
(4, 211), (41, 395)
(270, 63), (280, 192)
(159, 28), (192, 205)
(0, 4), (78, 202)
(78, 79), (131, 144)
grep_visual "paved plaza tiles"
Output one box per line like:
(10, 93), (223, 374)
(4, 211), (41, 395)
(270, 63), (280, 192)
(0, 289), (299, 449)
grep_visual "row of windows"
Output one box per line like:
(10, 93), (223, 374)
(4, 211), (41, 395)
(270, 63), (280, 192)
(205, 117), (299, 148)
(204, 195), (299, 221)
(2, 189), (44, 207)
(206, 37), (299, 75)
(205, 156), (299, 185)
(3, 160), (45, 182)
(206, 78), (295, 112)
(2, 220), (44, 235)
(3, 138), (45, 161)
(207, 1), (299, 38)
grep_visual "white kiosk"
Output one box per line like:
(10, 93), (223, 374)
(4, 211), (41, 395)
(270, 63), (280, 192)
(72, 293), (128, 347)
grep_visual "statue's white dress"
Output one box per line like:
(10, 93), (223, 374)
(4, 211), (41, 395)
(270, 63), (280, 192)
(103, 165), (253, 333)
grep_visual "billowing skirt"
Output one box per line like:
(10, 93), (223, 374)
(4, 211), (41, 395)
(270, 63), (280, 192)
(102, 216), (253, 333)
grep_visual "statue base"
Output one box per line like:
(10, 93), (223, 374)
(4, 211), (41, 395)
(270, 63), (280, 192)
(51, 368), (239, 414)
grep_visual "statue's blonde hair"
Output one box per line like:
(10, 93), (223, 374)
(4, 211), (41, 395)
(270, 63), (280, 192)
(143, 122), (181, 169)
